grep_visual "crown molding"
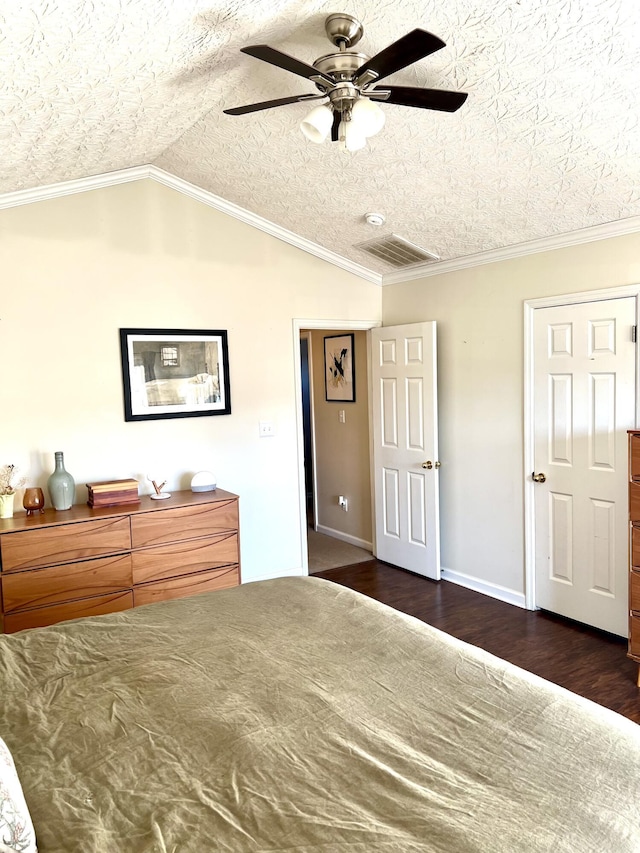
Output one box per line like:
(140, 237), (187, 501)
(3, 166), (638, 288)
(0, 166), (153, 210)
(381, 215), (640, 285)
(0, 165), (382, 285)
(147, 167), (382, 285)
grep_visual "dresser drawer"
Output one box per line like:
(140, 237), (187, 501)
(0, 517), (131, 572)
(631, 525), (640, 570)
(630, 483), (640, 523)
(631, 433), (640, 480)
(134, 565), (239, 608)
(631, 571), (640, 614)
(3, 591), (134, 633)
(131, 499), (238, 548)
(2, 554), (133, 614)
(131, 532), (238, 585)
(630, 615), (640, 658)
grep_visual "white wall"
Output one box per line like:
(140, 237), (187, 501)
(0, 180), (381, 582)
(382, 233), (640, 600)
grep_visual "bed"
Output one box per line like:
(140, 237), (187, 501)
(143, 373), (220, 407)
(1, 576), (639, 852)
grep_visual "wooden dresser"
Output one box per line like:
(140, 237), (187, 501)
(0, 489), (240, 633)
(628, 432), (640, 685)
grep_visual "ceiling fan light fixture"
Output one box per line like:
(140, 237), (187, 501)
(351, 97), (385, 137)
(339, 119), (366, 152)
(227, 17), (467, 153)
(300, 104), (333, 143)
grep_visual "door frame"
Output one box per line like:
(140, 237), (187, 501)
(293, 318), (380, 575)
(299, 330), (318, 532)
(523, 285), (640, 611)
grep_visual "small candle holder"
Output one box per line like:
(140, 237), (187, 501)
(23, 487), (45, 516)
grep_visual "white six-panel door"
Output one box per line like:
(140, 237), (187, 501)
(371, 322), (440, 579)
(533, 297), (636, 636)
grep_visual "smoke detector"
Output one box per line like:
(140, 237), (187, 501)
(364, 212), (385, 226)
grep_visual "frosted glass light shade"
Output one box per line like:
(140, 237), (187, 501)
(351, 97), (386, 137)
(300, 105), (333, 143)
(339, 120), (366, 152)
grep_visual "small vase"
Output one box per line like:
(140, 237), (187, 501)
(47, 452), (76, 511)
(23, 487), (45, 517)
(0, 492), (15, 519)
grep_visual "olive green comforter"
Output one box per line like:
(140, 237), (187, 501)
(1, 576), (639, 852)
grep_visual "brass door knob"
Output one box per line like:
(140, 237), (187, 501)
(532, 472), (546, 483)
(422, 461), (441, 470)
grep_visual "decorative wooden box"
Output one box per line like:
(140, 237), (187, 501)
(86, 479), (139, 508)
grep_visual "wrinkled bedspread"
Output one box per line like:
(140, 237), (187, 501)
(1, 576), (639, 852)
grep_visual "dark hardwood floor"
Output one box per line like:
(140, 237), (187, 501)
(314, 559), (640, 724)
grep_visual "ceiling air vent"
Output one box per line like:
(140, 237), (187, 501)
(356, 234), (440, 268)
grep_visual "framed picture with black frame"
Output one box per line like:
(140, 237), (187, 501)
(119, 328), (231, 422)
(324, 333), (355, 402)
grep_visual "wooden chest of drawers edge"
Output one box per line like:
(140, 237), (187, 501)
(628, 432), (640, 678)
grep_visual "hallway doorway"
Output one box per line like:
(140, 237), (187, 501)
(307, 529), (372, 573)
(295, 321), (376, 575)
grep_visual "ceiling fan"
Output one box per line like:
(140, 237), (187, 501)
(223, 13), (468, 151)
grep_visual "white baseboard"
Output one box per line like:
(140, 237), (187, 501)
(242, 562), (527, 611)
(441, 567), (527, 609)
(315, 525), (373, 552)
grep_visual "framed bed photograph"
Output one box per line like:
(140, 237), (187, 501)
(324, 333), (355, 402)
(119, 328), (231, 422)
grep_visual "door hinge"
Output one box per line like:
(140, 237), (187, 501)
(633, 325), (637, 343)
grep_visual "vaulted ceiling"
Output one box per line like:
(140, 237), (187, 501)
(3, 0), (640, 280)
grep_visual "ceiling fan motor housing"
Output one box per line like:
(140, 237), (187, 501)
(313, 51), (368, 79)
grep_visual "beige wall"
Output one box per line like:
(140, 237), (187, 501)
(0, 180), (381, 582)
(309, 329), (372, 547)
(382, 233), (640, 598)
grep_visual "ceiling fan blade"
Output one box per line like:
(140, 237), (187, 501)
(374, 86), (468, 112)
(241, 45), (334, 85)
(223, 93), (325, 116)
(330, 110), (341, 142)
(355, 29), (446, 86)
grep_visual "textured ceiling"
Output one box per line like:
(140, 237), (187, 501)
(2, 0), (640, 277)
